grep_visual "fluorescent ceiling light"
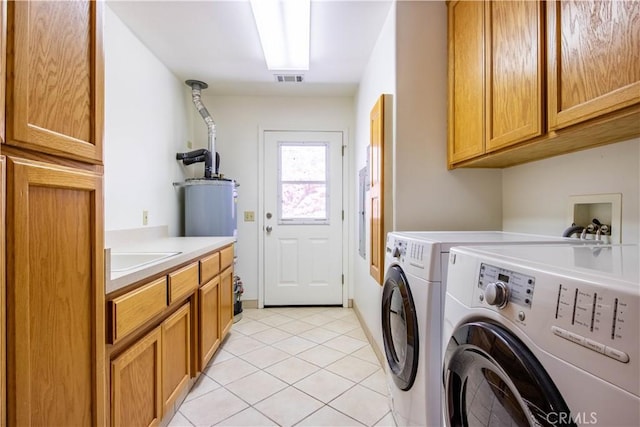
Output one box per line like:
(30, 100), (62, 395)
(250, 0), (310, 71)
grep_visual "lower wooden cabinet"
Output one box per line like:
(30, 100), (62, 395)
(107, 244), (235, 425)
(220, 266), (234, 338)
(162, 303), (191, 415)
(111, 301), (192, 427)
(0, 156), (5, 427)
(111, 327), (162, 427)
(6, 156), (105, 426)
(198, 277), (220, 370)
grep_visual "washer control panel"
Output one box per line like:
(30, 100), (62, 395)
(478, 263), (535, 308)
(389, 239), (407, 259)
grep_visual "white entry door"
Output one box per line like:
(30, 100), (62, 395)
(263, 131), (344, 306)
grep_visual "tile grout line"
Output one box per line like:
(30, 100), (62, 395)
(172, 307), (393, 427)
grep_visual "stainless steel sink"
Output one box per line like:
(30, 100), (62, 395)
(110, 252), (181, 272)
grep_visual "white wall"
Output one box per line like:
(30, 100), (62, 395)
(352, 1), (396, 354)
(104, 5), (191, 236)
(393, 1), (502, 231)
(352, 1), (503, 354)
(190, 95), (355, 302)
(503, 137), (640, 244)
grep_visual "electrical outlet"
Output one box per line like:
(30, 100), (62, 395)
(244, 211), (255, 222)
(143, 210), (149, 226)
(568, 193), (622, 243)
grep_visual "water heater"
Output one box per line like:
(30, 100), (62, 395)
(184, 179), (237, 237)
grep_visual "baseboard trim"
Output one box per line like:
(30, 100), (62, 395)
(352, 301), (386, 370)
(241, 299), (258, 309)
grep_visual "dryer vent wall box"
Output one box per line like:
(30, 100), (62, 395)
(568, 193), (622, 243)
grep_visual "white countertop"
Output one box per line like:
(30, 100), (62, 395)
(106, 235), (235, 294)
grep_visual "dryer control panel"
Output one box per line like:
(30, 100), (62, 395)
(474, 262), (636, 365)
(478, 263), (536, 308)
(550, 281), (634, 364)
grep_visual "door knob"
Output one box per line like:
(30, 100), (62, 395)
(266, 225), (273, 233)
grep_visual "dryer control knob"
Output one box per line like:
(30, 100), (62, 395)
(392, 247), (402, 258)
(485, 282), (509, 308)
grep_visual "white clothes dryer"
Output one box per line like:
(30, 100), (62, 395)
(381, 232), (582, 427)
(442, 244), (639, 426)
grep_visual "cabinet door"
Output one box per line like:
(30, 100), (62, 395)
(447, 0), (485, 165)
(162, 303), (191, 415)
(6, 156), (105, 426)
(0, 0), (6, 145)
(547, 1), (640, 129)
(111, 327), (162, 427)
(220, 267), (234, 339)
(485, 0), (544, 151)
(4, 0), (103, 163)
(0, 156), (5, 427)
(369, 95), (384, 284)
(198, 276), (220, 370)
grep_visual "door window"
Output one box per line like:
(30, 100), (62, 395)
(278, 142), (329, 224)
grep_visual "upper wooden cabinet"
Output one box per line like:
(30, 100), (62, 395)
(4, 0), (103, 164)
(447, 0), (485, 164)
(547, 0), (640, 130)
(447, 0), (640, 169)
(485, 0), (544, 151)
(1, 0), (6, 145)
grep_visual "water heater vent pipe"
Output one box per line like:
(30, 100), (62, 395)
(185, 79), (218, 175)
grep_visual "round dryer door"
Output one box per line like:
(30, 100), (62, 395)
(443, 321), (575, 427)
(381, 265), (419, 391)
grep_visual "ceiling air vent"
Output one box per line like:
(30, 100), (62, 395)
(275, 74), (304, 83)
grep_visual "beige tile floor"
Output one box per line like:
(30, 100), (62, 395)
(169, 306), (397, 427)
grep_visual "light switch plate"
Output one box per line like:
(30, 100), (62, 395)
(244, 211), (255, 222)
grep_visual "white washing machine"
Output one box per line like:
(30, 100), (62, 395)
(381, 232), (583, 427)
(442, 244), (639, 426)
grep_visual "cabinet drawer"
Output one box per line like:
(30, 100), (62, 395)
(220, 245), (234, 270)
(111, 278), (167, 343)
(168, 262), (198, 304)
(199, 252), (220, 284)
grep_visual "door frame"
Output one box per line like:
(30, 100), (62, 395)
(257, 126), (350, 308)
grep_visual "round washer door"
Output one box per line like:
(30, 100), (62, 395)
(381, 265), (419, 391)
(443, 321), (576, 427)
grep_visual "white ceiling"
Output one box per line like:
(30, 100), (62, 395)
(107, 0), (393, 96)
